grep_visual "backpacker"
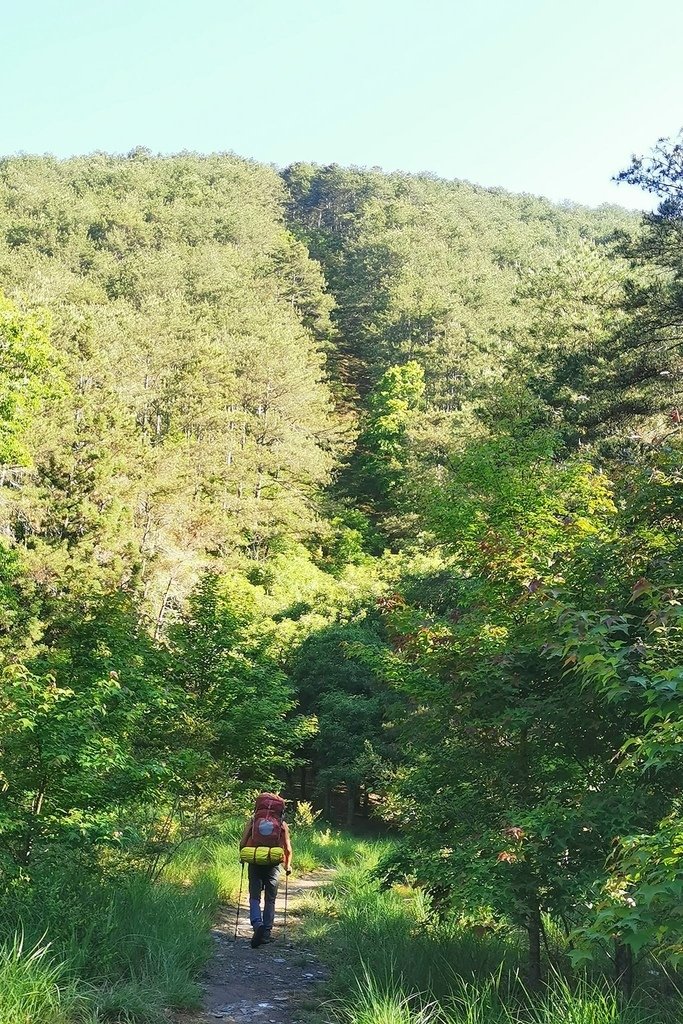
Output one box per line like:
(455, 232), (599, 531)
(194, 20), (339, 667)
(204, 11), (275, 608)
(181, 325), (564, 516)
(250, 792), (285, 848)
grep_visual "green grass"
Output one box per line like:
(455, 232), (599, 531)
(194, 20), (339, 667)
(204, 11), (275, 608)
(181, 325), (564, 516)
(0, 865), (220, 1022)
(0, 819), (241, 1022)
(300, 857), (519, 1001)
(300, 852), (683, 1024)
(0, 817), (371, 1023)
(335, 973), (671, 1024)
(0, 935), (94, 1024)
(292, 825), (382, 872)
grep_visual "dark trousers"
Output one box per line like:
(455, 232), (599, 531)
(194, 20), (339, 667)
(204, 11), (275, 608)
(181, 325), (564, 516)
(248, 863), (280, 931)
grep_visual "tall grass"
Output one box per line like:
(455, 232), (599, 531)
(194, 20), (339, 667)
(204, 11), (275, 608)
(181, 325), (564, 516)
(0, 865), (221, 1021)
(292, 825), (382, 873)
(1, 822), (676, 1023)
(0, 817), (371, 1023)
(0, 819), (241, 1022)
(337, 974), (667, 1024)
(0, 935), (94, 1024)
(301, 860), (518, 1002)
(302, 857), (683, 1024)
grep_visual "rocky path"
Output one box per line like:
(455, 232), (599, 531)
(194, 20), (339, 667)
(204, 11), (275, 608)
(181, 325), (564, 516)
(176, 870), (334, 1024)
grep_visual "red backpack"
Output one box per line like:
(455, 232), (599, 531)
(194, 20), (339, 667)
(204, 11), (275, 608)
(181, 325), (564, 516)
(251, 792), (285, 847)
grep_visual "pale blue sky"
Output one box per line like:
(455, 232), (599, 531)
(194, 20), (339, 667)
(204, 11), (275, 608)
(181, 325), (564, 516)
(3, 0), (682, 208)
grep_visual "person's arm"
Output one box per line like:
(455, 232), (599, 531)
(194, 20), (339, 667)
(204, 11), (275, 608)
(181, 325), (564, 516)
(282, 821), (293, 873)
(239, 819), (252, 850)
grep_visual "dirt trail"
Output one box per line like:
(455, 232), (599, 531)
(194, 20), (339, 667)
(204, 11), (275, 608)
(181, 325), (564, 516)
(176, 870), (334, 1024)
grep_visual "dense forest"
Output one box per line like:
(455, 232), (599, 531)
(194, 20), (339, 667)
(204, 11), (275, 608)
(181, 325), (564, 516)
(0, 136), (681, 1018)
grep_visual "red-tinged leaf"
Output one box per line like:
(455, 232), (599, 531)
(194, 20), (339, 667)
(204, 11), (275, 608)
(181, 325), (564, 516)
(504, 826), (525, 841)
(631, 578), (652, 601)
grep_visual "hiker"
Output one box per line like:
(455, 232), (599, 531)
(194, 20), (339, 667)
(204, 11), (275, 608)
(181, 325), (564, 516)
(239, 792), (292, 947)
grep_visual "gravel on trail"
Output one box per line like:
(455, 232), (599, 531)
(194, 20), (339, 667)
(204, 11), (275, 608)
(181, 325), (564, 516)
(175, 869), (335, 1024)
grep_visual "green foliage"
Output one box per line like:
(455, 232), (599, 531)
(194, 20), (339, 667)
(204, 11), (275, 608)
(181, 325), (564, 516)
(353, 362), (426, 510)
(0, 138), (680, 1015)
(0, 152), (339, 610)
(302, 856), (677, 1024)
(169, 571), (308, 796)
(613, 132), (683, 428)
(0, 295), (66, 467)
(544, 439), (683, 965)
(499, 241), (636, 442)
(285, 162), (635, 406)
(292, 619), (399, 805)
(361, 309), (680, 978)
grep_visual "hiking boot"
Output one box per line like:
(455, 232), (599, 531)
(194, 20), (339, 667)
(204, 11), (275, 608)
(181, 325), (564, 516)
(261, 930), (273, 943)
(251, 925), (265, 948)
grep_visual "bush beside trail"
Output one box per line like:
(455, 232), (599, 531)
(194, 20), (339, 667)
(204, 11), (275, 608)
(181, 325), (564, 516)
(299, 847), (683, 1024)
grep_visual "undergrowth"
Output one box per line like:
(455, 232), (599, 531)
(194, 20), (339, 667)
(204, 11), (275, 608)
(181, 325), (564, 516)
(8, 820), (675, 1024)
(0, 816), (362, 1023)
(300, 854), (683, 1024)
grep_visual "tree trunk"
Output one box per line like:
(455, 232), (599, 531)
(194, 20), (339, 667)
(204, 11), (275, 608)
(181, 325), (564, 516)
(283, 769), (295, 803)
(346, 785), (356, 826)
(526, 903), (542, 989)
(614, 939), (634, 1001)
(20, 780), (46, 866)
(362, 785), (370, 818)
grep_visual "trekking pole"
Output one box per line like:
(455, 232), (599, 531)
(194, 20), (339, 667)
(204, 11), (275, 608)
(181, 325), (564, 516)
(233, 862), (245, 941)
(283, 869), (289, 943)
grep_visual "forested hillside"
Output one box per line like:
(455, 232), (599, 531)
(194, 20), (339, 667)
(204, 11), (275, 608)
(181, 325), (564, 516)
(0, 139), (681, 1019)
(284, 163), (632, 401)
